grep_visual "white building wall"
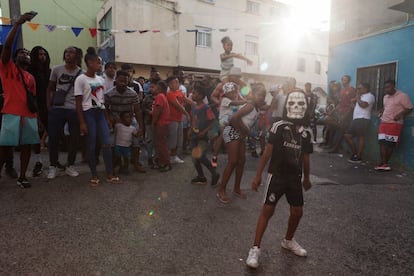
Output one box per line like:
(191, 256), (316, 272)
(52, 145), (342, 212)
(97, 0), (328, 90)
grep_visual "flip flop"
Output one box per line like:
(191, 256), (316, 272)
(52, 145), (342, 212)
(90, 178), (100, 187)
(233, 191), (247, 199)
(106, 176), (122, 184)
(216, 193), (231, 204)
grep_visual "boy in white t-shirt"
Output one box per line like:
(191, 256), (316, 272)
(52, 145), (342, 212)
(114, 111), (138, 174)
(344, 83), (375, 163)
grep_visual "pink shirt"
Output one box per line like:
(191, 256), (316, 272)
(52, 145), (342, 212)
(381, 90), (413, 124)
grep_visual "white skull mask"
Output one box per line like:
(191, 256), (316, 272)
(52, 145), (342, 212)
(286, 91), (307, 119)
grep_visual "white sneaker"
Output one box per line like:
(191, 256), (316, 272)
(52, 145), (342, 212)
(246, 246), (260, 268)
(65, 165), (79, 177)
(47, 166), (57, 179)
(281, 238), (307, 257)
(171, 156), (184, 164)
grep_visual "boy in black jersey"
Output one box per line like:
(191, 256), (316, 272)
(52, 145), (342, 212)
(246, 88), (313, 269)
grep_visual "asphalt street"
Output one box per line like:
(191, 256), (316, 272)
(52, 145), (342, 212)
(0, 147), (413, 275)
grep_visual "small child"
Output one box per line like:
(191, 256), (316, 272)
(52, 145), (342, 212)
(211, 81), (246, 167)
(220, 36), (253, 80)
(189, 85), (220, 186)
(151, 80), (171, 172)
(114, 111), (138, 174)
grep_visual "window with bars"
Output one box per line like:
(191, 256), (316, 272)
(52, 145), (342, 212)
(247, 1), (260, 15)
(315, 60), (321, 74)
(245, 35), (259, 55)
(196, 28), (212, 48)
(356, 62), (397, 110)
(297, 58), (306, 72)
(99, 9), (112, 44)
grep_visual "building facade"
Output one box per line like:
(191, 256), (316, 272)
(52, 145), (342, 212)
(0, 0), (102, 66)
(329, 0), (414, 168)
(97, 0), (328, 92)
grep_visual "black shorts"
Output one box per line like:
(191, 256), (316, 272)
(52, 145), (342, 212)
(263, 173), (303, 207)
(222, 125), (241, 144)
(346, 118), (370, 137)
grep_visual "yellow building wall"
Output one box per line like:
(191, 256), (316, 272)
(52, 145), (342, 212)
(1, 0), (103, 66)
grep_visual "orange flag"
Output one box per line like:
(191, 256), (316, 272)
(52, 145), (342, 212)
(27, 22), (40, 31)
(0, 17), (11, 24)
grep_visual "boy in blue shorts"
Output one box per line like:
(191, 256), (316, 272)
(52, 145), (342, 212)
(0, 13), (39, 188)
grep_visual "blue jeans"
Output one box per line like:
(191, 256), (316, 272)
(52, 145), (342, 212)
(48, 108), (79, 166)
(83, 109), (113, 176)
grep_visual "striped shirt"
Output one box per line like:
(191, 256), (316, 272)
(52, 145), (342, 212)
(104, 86), (139, 122)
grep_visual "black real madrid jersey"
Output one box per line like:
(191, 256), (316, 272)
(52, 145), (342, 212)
(267, 121), (313, 176)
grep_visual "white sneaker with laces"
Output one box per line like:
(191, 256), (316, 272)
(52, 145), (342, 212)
(171, 156), (184, 164)
(281, 238), (307, 257)
(65, 165), (79, 177)
(47, 166), (57, 179)
(246, 246), (260, 268)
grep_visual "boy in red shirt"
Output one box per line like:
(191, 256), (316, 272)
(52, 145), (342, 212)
(151, 81), (171, 172)
(0, 13), (38, 188)
(166, 76), (190, 164)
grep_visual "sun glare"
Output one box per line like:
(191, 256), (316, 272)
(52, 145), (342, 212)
(276, 0), (331, 31)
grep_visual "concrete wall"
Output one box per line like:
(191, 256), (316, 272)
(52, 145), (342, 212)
(330, 0), (414, 47)
(1, 0), (103, 66)
(97, 0), (328, 91)
(328, 24), (414, 168)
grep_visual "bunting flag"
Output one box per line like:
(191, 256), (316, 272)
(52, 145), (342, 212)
(164, 30), (179, 37)
(71, 27), (83, 37)
(89, 28), (97, 38)
(0, 17), (11, 24)
(0, 16), (244, 39)
(45, 24), (56, 32)
(57, 25), (69, 31)
(27, 22), (40, 31)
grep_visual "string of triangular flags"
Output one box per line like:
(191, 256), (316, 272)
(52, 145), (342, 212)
(0, 16), (242, 38)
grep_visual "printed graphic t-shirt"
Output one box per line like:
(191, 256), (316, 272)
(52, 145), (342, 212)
(50, 65), (82, 109)
(74, 74), (105, 111)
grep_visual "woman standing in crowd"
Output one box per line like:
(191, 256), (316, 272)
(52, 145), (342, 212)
(28, 46), (50, 177)
(74, 47), (120, 186)
(217, 83), (266, 203)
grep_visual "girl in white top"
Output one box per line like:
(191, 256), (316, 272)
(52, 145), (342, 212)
(211, 82), (247, 167)
(217, 83), (266, 204)
(74, 47), (121, 186)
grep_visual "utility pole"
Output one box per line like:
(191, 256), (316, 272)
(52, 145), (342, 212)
(9, 0), (23, 48)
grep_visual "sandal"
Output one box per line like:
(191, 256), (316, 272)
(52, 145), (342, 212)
(90, 178), (100, 187)
(216, 193), (231, 204)
(106, 176), (122, 184)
